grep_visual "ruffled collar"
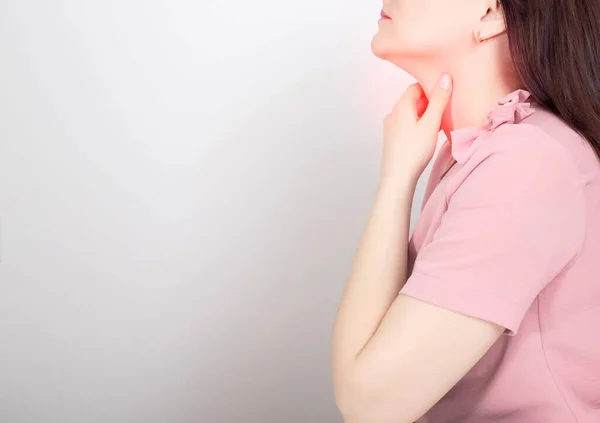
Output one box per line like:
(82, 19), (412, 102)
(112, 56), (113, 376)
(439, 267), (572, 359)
(448, 89), (535, 164)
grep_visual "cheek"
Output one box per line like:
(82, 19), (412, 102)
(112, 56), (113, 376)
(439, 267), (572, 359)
(373, 0), (473, 57)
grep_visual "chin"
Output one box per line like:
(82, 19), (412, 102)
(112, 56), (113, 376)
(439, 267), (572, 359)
(371, 33), (394, 60)
(371, 33), (432, 73)
(370, 36), (384, 59)
(371, 37), (406, 67)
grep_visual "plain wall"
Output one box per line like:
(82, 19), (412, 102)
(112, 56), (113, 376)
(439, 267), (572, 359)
(0, 1), (436, 422)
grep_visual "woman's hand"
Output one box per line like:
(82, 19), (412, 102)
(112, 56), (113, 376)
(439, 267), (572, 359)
(380, 74), (453, 185)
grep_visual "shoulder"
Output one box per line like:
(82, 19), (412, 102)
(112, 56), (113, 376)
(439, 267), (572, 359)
(472, 113), (583, 186)
(449, 116), (587, 207)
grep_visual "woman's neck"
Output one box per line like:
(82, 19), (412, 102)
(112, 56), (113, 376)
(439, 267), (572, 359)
(411, 57), (522, 142)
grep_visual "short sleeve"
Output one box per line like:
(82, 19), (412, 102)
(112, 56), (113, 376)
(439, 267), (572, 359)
(400, 126), (586, 335)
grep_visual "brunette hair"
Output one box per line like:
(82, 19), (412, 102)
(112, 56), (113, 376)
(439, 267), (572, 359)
(501, 0), (600, 161)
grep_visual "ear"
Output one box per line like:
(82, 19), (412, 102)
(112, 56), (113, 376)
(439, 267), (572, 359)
(474, 1), (506, 43)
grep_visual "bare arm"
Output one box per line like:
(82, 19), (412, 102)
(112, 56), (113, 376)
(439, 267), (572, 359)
(331, 177), (415, 393)
(330, 77), (504, 423)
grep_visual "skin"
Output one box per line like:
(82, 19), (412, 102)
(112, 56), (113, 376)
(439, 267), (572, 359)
(331, 1), (523, 422)
(372, 0), (521, 133)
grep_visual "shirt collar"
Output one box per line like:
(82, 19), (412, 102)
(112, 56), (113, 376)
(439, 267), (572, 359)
(448, 89), (536, 164)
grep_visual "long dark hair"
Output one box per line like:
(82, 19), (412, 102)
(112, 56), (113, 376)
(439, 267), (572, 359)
(501, 0), (600, 161)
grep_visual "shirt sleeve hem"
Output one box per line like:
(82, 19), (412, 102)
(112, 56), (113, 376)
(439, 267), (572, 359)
(400, 270), (527, 335)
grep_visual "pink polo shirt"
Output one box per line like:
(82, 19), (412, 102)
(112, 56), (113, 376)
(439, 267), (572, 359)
(402, 89), (600, 422)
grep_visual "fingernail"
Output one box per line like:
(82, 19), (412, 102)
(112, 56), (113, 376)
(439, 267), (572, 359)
(440, 74), (452, 91)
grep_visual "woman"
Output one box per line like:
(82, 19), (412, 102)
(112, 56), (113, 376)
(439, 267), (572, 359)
(331, 1), (600, 422)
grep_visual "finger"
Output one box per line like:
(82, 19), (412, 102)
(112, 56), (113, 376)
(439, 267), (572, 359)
(420, 74), (452, 128)
(393, 83), (425, 119)
(416, 97), (429, 118)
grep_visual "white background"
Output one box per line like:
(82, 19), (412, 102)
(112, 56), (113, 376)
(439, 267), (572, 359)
(0, 1), (432, 422)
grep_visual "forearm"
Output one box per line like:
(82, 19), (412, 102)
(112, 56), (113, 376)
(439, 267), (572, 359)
(331, 177), (417, 394)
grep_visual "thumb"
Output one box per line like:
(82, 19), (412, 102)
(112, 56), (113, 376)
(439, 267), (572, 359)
(420, 74), (452, 129)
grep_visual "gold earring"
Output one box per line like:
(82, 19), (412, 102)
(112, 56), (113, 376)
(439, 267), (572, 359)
(475, 31), (484, 43)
